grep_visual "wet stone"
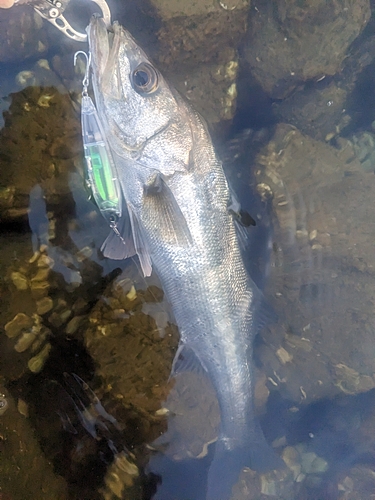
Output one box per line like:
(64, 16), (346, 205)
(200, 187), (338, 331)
(300, 452), (318, 474)
(36, 297), (53, 315)
(109, 277), (127, 292)
(5, 313), (33, 338)
(282, 446), (302, 480)
(260, 474), (277, 496)
(30, 280), (50, 300)
(72, 297), (90, 314)
(54, 298), (68, 312)
(126, 285), (137, 301)
(233, 466), (295, 499)
(59, 309), (72, 324)
(17, 398), (29, 418)
(47, 311), (65, 328)
(0, 394), (9, 416)
(0, 388), (68, 497)
(29, 253), (40, 266)
(0, 8), (49, 64)
(276, 347), (293, 364)
(150, 0), (249, 125)
(99, 451), (140, 500)
(76, 246), (93, 262)
(10, 271), (28, 290)
(244, 0), (370, 98)
(66, 269), (82, 285)
(14, 332), (37, 353)
(254, 122), (375, 406)
(66, 315), (85, 335)
(36, 254), (54, 268)
(31, 267), (50, 283)
(334, 363), (375, 395)
(337, 465), (375, 500)
(30, 328), (49, 353)
(309, 456), (329, 474)
(27, 342), (51, 373)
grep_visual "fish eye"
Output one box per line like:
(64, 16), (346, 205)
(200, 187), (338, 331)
(131, 63), (159, 94)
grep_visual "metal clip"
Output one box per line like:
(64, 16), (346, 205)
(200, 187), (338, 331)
(34, 0), (111, 42)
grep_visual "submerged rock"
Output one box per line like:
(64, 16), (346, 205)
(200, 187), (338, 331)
(0, 86), (81, 224)
(244, 0), (370, 99)
(5, 312), (33, 338)
(149, 0), (251, 124)
(83, 272), (179, 446)
(0, 6), (49, 63)
(253, 123), (375, 406)
(0, 386), (68, 499)
(99, 451), (141, 500)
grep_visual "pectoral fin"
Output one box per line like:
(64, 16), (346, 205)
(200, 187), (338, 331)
(143, 175), (192, 247)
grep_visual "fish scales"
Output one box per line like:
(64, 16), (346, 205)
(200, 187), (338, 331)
(87, 16), (280, 499)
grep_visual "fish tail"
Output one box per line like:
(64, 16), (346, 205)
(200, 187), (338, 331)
(206, 434), (282, 500)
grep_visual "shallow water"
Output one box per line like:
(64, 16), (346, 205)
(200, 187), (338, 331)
(1, 1), (375, 499)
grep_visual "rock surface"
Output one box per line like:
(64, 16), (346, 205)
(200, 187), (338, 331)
(0, 5), (49, 63)
(0, 385), (68, 499)
(150, 0), (251, 124)
(245, 0), (370, 99)
(253, 123), (375, 406)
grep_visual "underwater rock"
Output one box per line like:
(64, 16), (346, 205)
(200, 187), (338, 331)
(14, 331), (38, 353)
(1, 242), (102, 382)
(27, 342), (52, 373)
(83, 272), (179, 444)
(254, 123), (375, 406)
(244, 0), (370, 99)
(5, 312), (33, 338)
(10, 271), (29, 291)
(337, 465), (375, 500)
(0, 86), (81, 224)
(15, 59), (66, 93)
(272, 80), (351, 142)
(36, 296), (53, 315)
(0, 386), (68, 498)
(242, 0), (375, 142)
(0, 6), (49, 63)
(272, 30), (375, 142)
(149, 0), (251, 124)
(99, 451), (141, 500)
(153, 371), (219, 461)
(65, 314), (85, 335)
(0, 393), (9, 416)
(352, 130), (375, 173)
(231, 466), (295, 500)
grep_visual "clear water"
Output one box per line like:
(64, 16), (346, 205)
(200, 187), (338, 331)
(1, 1), (375, 499)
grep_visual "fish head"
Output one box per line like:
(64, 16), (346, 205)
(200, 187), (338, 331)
(87, 16), (192, 172)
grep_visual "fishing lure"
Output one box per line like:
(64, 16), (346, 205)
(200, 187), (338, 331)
(74, 51), (124, 239)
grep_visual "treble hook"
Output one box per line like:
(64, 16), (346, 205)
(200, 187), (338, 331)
(74, 51), (91, 95)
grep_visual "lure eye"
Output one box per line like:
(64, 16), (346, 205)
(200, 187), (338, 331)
(131, 63), (159, 94)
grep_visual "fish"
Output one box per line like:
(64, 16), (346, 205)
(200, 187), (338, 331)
(86, 15), (281, 499)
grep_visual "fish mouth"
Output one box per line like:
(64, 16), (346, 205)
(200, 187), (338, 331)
(87, 16), (143, 97)
(86, 16), (122, 92)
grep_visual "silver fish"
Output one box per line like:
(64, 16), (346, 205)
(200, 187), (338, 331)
(87, 16), (280, 499)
